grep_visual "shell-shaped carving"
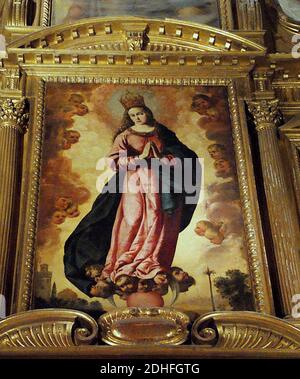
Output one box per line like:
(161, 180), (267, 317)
(99, 307), (190, 346)
(0, 309), (99, 348)
(192, 311), (300, 350)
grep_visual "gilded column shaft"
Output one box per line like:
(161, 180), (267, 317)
(248, 99), (300, 316)
(0, 98), (28, 298)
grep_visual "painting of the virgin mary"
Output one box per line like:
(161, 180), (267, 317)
(64, 92), (200, 306)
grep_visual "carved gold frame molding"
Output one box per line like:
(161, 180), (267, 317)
(1, 309), (300, 355)
(193, 311), (300, 350)
(10, 76), (273, 317)
(0, 309), (99, 348)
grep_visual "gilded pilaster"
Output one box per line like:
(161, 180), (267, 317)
(248, 98), (300, 316)
(0, 98), (28, 300)
(236, 0), (263, 30)
(7, 0), (29, 27)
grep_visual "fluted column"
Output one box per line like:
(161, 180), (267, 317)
(236, 0), (263, 30)
(248, 99), (300, 317)
(0, 98), (28, 300)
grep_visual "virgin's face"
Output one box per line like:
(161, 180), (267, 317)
(128, 107), (147, 126)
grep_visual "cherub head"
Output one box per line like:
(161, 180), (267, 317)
(85, 264), (103, 282)
(75, 103), (89, 116)
(170, 267), (195, 293)
(195, 220), (225, 245)
(191, 94), (213, 114)
(62, 138), (71, 150)
(153, 283), (169, 296)
(153, 272), (168, 286)
(137, 279), (154, 293)
(90, 280), (113, 299)
(65, 130), (81, 144)
(51, 210), (67, 224)
(115, 275), (138, 295)
(69, 93), (84, 105)
(62, 105), (77, 121)
(204, 223), (225, 245)
(208, 144), (227, 160)
(194, 220), (210, 236)
(66, 204), (80, 218)
(214, 158), (232, 177)
(55, 197), (73, 211)
(170, 267), (189, 283)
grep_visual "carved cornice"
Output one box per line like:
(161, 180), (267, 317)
(0, 98), (29, 133)
(192, 311), (300, 350)
(0, 18), (268, 71)
(7, 17), (266, 53)
(2, 50), (263, 70)
(0, 309), (99, 347)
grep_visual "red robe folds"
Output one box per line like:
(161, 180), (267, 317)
(101, 127), (182, 282)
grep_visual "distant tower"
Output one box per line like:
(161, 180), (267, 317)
(35, 264), (52, 301)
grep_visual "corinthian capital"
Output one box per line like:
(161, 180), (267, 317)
(247, 99), (280, 131)
(0, 98), (29, 133)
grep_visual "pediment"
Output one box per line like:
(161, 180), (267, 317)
(8, 16), (265, 53)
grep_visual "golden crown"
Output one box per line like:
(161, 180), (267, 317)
(120, 91), (145, 110)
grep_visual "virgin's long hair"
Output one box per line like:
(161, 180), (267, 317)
(113, 106), (157, 140)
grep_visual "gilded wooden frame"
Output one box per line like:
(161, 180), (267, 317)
(10, 71), (273, 315)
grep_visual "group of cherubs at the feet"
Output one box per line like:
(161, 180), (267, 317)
(85, 264), (195, 300)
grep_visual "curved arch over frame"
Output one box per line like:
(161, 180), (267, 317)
(8, 16), (266, 53)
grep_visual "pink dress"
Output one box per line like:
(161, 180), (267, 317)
(101, 127), (182, 282)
